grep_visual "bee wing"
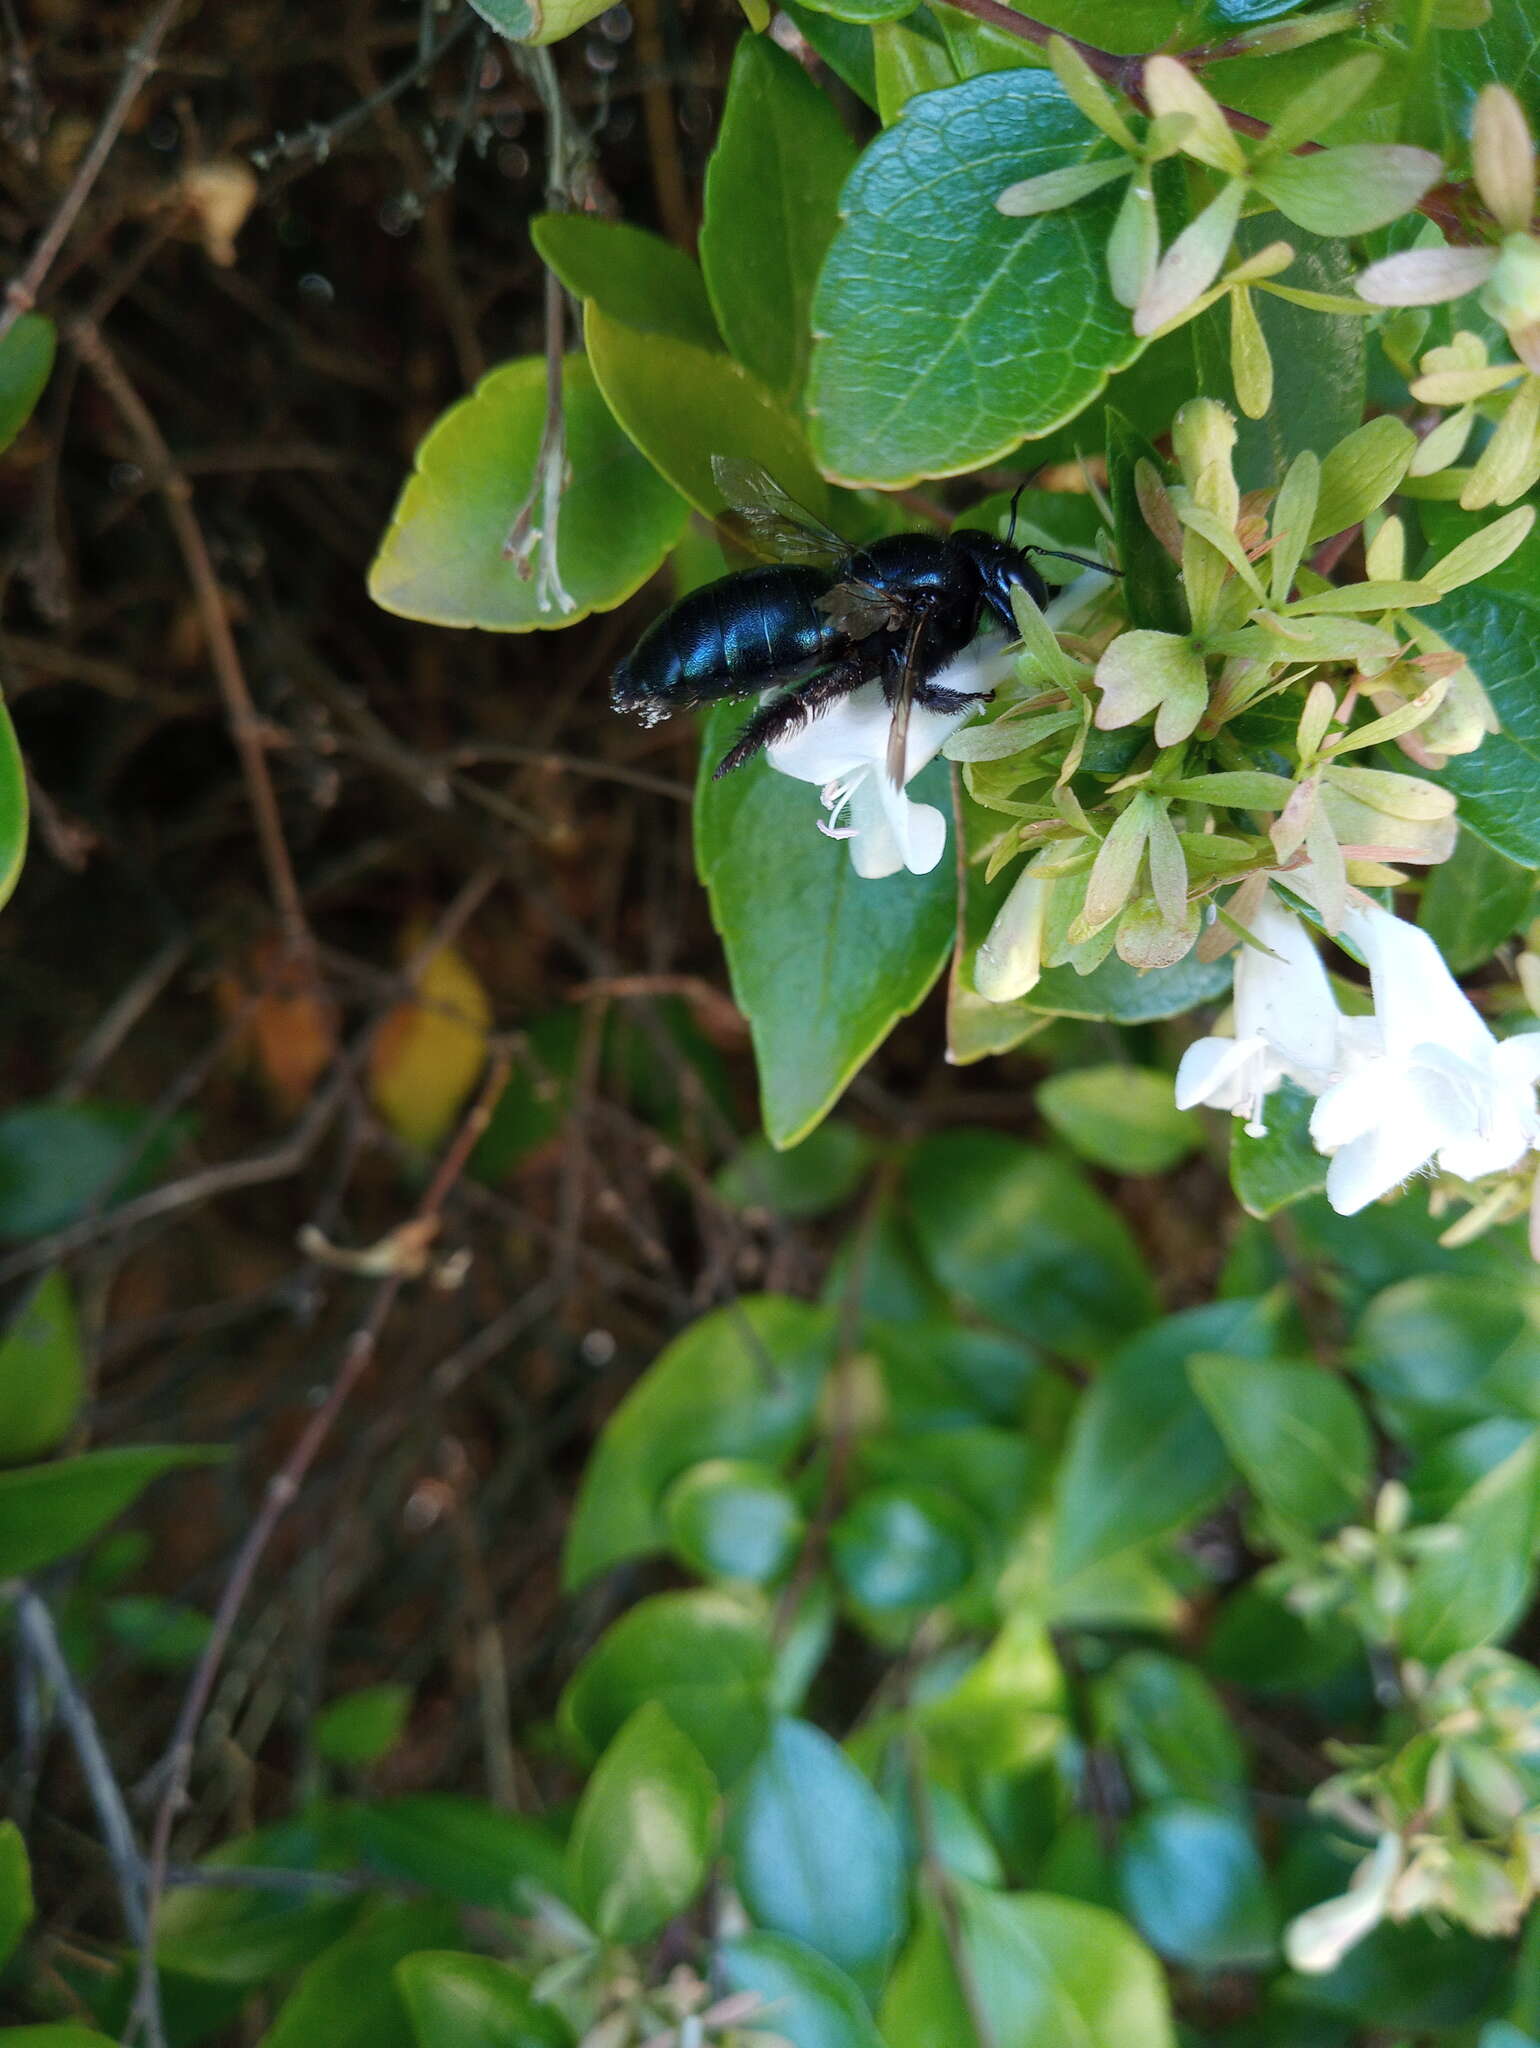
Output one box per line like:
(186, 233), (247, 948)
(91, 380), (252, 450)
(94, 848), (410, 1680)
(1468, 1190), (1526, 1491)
(710, 455), (850, 567)
(884, 606), (931, 789)
(817, 578), (901, 638)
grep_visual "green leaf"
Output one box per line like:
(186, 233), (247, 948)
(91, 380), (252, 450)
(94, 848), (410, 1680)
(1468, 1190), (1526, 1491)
(867, 1319), (1038, 1429)
(664, 1460), (805, 1585)
(1024, 945), (1232, 1023)
(729, 1718), (906, 1979)
(464, 0), (608, 45)
(1092, 1651), (1245, 1804)
(715, 1122), (876, 1220)
(0, 314), (55, 453)
(1420, 829), (1536, 969)
(1438, 6), (1540, 132)
(0, 1820), (33, 1969)
(347, 1796), (569, 1911)
(568, 1702), (716, 1943)
(0, 1446), (218, 1578)
(368, 355), (685, 630)
(530, 214), (719, 349)
(1105, 410), (1187, 635)
(832, 1484), (976, 1611)
(1401, 1432), (1540, 1661)
(1308, 415), (1416, 542)
(1192, 219), (1366, 494)
(700, 37), (856, 402)
(313, 1684), (413, 1768)
(264, 1902), (460, 2048)
(156, 1816), (365, 1985)
(808, 72), (1145, 486)
(781, 2), (881, 107)
(906, 1132), (1156, 1355)
(396, 1952), (571, 2048)
(1118, 1802), (1276, 1968)
(0, 1101), (188, 1239)
(1251, 145), (1440, 236)
(871, 13), (958, 124)
(1229, 1078), (1330, 1218)
(1425, 515), (1540, 865)
(1036, 1065), (1201, 1175)
(717, 1931), (887, 2048)
(1353, 1276), (1540, 1448)
(0, 695), (26, 913)
(1051, 1298), (1284, 1583)
(558, 1589), (774, 1785)
(0, 2033), (121, 2047)
(586, 303), (832, 522)
(103, 1594), (212, 1669)
(881, 1884), (1174, 2048)
(695, 705), (954, 1149)
(0, 1270), (82, 1462)
(563, 1295), (833, 1590)
(1189, 1353), (1372, 1533)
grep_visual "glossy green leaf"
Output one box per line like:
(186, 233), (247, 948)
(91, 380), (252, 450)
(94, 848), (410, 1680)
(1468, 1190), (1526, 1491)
(0, 1270), (82, 1463)
(1036, 1065), (1201, 1175)
(1424, 516), (1540, 866)
(1092, 1651), (1246, 1804)
(1024, 945), (1232, 1023)
(717, 1931), (887, 2048)
(1189, 1352), (1372, 1533)
(559, 1589), (773, 1785)
(156, 1816), (365, 1985)
(831, 1484), (976, 1611)
(1419, 830), (1535, 971)
(1192, 220), (1365, 494)
(0, 695), (26, 914)
(1052, 1298), (1284, 1584)
(906, 1132), (1156, 1355)
(314, 1684), (413, 1768)
(808, 72), (1145, 486)
(729, 1718), (906, 1979)
(1118, 1801), (1276, 1968)
(715, 1122), (876, 1220)
(0, 314), (55, 452)
(531, 214), (719, 349)
(867, 1319), (1038, 1429)
(0, 1446), (218, 1578)
(1105, 409), (1187, 635)
(568, 1702), (716, 1942)
(881, 1884), (1175, 2048)
(347, 1795), (569, 1911)
(664, 1460), (805, 1585)
(587, 303), (831, 523)
(1229, 1078), (1330, 1218)
(1439, 5), (1540, 131)
(0, 1820), (33, 1969)
(564, 1295), (833, 1589)
(1354, 1276), (1540, 1447)
(870, 13), (957, 124)
(264, 1902), (459, 2048)
(396, 1952), (571, 2048)
(0, 1101), (188, 1239)
(465, 0), (609, 46)
(368, 355), (685, 630)
(695, 705), (954, 1150)
(1401, 1432), (1540, 1661)
(700, 37), (856, 401)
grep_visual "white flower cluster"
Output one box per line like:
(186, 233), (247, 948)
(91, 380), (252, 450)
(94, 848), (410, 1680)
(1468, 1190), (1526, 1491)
(1176, 878), (1540, 1215)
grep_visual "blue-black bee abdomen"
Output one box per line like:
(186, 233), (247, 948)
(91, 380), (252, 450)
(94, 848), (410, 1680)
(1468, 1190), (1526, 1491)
(612, 565), (839, 720)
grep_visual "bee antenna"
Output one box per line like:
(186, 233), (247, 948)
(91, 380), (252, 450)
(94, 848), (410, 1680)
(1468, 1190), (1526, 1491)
(1005, 480), (1028, 548)
(1025, 545), (1123, 578)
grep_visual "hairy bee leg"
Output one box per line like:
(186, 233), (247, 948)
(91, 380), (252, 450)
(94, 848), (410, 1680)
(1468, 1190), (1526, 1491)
(916, 683), (993, 713)
(711, 656), (877, 778)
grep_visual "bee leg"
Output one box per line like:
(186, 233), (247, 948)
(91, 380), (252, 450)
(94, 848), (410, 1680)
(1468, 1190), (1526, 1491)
(712, 656), (875, 778)
(918, 682), (994, 713)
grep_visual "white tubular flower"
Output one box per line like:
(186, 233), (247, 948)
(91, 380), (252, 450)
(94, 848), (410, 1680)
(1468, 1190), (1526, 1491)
(1308, 898), (1540, 1215)
(1175, 892), (1347, 1135)
(765, 637), (1013, 879)
(1285, 1833), (1404, 1976)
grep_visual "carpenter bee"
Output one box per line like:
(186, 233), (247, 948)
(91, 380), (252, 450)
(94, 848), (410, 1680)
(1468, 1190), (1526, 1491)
(611, 459), (1101, 783)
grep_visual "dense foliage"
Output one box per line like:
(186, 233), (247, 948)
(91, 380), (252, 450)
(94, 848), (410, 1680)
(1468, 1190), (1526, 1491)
(9, 1), (1540, 2046)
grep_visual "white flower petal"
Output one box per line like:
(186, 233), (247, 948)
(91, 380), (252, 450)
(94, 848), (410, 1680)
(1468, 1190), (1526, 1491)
(1285, 1835), (1403, 1976)
(1175, 1034), (1269, 1113)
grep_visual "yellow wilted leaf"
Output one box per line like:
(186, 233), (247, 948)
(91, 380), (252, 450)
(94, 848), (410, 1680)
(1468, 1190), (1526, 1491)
(369, 927), (491, 1151)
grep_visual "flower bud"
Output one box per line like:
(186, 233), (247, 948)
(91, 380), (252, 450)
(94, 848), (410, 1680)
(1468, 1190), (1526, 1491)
(1480, 233), (1540, 337)
(975, 859), (1053, 1003)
